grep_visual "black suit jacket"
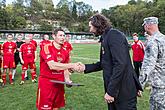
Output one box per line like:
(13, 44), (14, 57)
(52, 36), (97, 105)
(84, 28), (142, 103)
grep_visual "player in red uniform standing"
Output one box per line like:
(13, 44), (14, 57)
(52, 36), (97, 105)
(19, 36), (37, 85)
(63, 35), (73, 83)
(39, 34), (51, 49)
(1, 34), (17, 86)
(63, 35), (73, 53)
(0, 44), (3, 84)
(25, 34), (38, 80)
(131, 33), (145, 78)
(29, 34), (37, 47)
(39, 34), (51, 70)
(36, 28), (79, 110)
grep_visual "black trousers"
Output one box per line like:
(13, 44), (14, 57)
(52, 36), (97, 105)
(14, 53), (22, 68)
(133, 61), (142, 78)
(107, 97), (137, 110)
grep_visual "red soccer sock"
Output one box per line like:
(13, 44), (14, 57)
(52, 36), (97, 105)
(31, 72), (36, 80)
(21, 73), (25, 81)
(2, 74), (7, 84)
(9, 74), (13, 84)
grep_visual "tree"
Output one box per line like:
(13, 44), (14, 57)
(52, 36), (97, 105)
(72, 3), (77, 20)
(0, 0), (6, 8)
(128, 0), (136, 5)
(39, 21), (52, 31)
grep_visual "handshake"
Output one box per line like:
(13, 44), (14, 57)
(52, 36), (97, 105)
(69, 62), (85, 73)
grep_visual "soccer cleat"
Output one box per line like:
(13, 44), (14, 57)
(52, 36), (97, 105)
(32, 79), (37, 83)
(19, 81), (24, 85)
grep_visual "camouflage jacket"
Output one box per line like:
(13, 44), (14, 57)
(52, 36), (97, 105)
(140, 31), (165, 89)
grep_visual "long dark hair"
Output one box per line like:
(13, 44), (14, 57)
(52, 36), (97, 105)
(89, 13), (111, 35)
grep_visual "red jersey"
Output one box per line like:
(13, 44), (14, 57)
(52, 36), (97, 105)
(39, 40), (51, 49)
(20, 43), (36, 61)
(2, 41), (17, 56)
(131, 40), (145, 61)
(30, 39), (37, 47)
(40, 42), (70, 81)
(63, 41), (73, 52)
(0, 44), (2, 62)
(0, 44), (2, 56)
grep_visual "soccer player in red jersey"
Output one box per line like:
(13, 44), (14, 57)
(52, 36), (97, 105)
(1, 34), (17, 86)
(39, 34), (51, 49)
(28, 34), (38, 48)
(39, 34), (51, 70)
(36, 28), (79, 110)
(19, 37), (37, 85)
(0, 44), (3, 84)
(63, 35), (73, 53)
(63, 35), (73, 84)
(25, 34), (38, 80)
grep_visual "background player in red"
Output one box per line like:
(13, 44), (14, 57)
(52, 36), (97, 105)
(39, 34), (51, 49)
(39, 34), (51, 72)
(131, 33), (145, 78)
(28, 34), (37, 47)
(36, 28), (79, 110)
(25, 34), (37, 80)
(63, 34), (73, 84)
(1, 34), (17, 86)
(63, 34), (73, 53)
(0, 43), (3, 84)
(19, 36), (37, 85)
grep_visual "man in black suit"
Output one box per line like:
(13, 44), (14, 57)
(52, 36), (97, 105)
(76, 14), (142, 110)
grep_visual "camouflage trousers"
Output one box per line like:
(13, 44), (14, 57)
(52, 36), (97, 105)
(150, 87), (165, 110)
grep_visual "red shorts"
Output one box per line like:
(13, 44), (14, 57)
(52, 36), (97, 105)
(36, 77), (65, 110)
(3, 56), (15, 69)
(22, 61), (35, 70)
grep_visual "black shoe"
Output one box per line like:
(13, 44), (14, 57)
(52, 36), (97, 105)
(25, 77), (29, 80)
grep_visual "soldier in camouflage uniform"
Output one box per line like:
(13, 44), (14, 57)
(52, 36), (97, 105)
(139, 17), (165, 110)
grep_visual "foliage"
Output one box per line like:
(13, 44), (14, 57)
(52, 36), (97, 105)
(0, 0), (165, 34)
(102, 0), (165, 35)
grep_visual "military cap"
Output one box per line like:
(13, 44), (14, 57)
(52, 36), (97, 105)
(142, 17), (158, 26)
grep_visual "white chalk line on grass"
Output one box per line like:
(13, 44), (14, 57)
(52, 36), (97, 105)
(72, 56), (98, 61)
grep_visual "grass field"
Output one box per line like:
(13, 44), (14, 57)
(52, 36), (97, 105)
(0, 43), (149, 110)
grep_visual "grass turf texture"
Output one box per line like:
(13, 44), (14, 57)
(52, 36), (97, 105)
(0, 43), (149, 110)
